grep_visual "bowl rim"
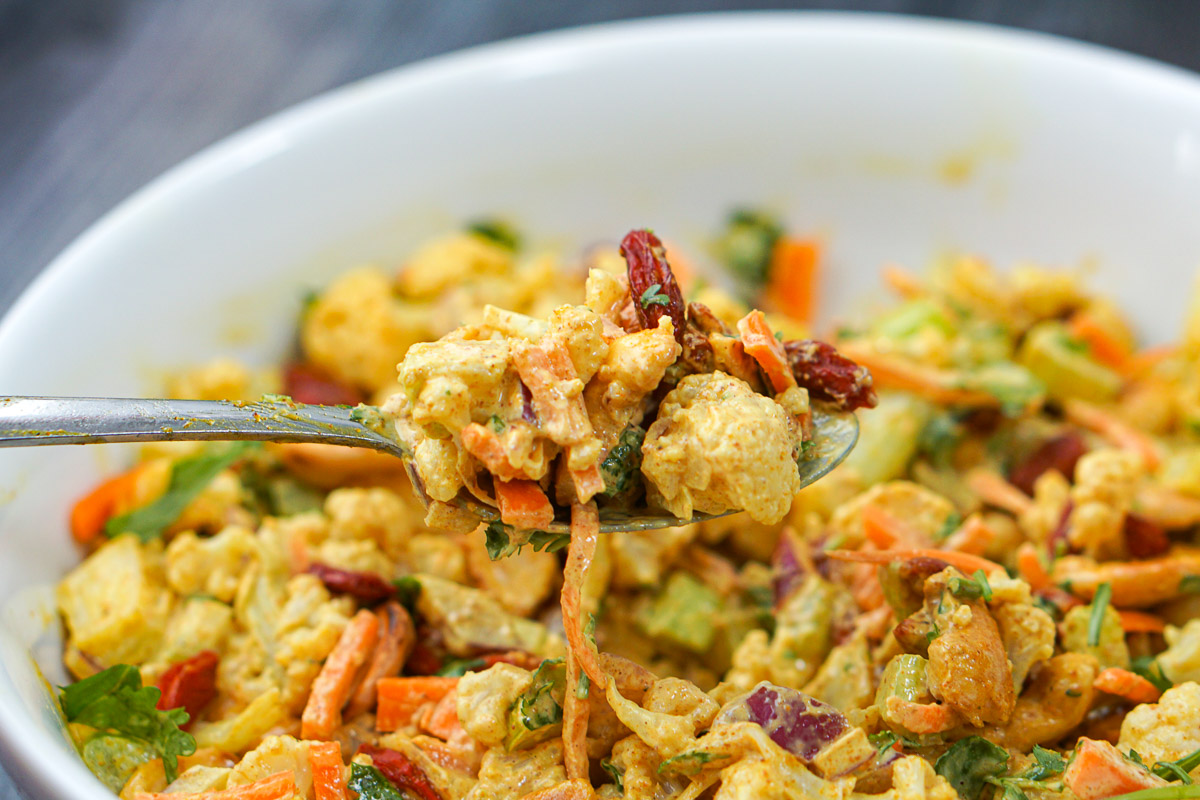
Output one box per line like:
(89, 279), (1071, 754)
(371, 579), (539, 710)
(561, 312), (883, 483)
(4, 10), (1200, 799)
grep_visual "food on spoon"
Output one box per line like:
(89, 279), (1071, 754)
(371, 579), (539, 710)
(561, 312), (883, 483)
(389, 228), (875, 530)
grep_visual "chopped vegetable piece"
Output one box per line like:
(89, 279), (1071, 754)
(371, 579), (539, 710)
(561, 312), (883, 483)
(1064, 738), (1166, 800)
(635, 572), (722, 653)
(1018, 321), (1123, 403)
(345, 763), (406, 800)
(933, 736), (1009, 800)
(715, 208), (783, 288)
(106, 442), (256, 542)
(1089, 583), (1114, 648)
(494, 478), (556, 531)
(301, 608), (380, 740)
(507, 659), (566, 750)
(467, 218), (522, 251)
(156, 650), (219, 722)
(766, 236), (822, 324)
(739, 310), (798, 393)
(70, 464), (147, 544)
(132, 771), (297, 800)
(357, 745), (444, 800)
(716, 682), (854, 764)
(1094, 667), (1163, 704)
(60, 664), (195, 783)
(309, 741), (347, 800)
(375, 677), (459, 733)
(599, 425), (645, 499)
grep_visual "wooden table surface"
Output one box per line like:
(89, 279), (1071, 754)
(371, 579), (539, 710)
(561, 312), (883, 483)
(0, 1), (1196, 797)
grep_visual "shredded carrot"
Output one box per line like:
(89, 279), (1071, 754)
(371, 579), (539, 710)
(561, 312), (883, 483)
(1015, 542), (1052, 591)
(884, 696), (961, 734)
(1123, 344), (1176, 378)
(1064, 398), (1161, 470)
(1063, 739), (1165, 800)
(418, 688), (463, 741)
(825, 547), (1004, 576)
(1094, 667), (1163, 704)
(375, 677), (459, 733)
(835, 342), (1001, 407)
(881, 263), (925, 299)
(561, 502), (606, 687)
(308, 742), (347, 800)
(460, 423), (523, 481)
(69, 464), (146, 544)
(965, 468), (1033, 516)
(766, 236), (821, 324)
(847, 561), (886, 612)
(493, 478), (555, 530)
(943, 515), (995, 556)
(1068, 312), (1132, 372)
(568, 463), (605, 506)
(737, 310), (797, 394)
(861, 504), (926, 549)
(1117, 610), (1166, 634)
(301, 609), (380, 740)
(562, 650), (590, 782)
(134, 771), (297, 800)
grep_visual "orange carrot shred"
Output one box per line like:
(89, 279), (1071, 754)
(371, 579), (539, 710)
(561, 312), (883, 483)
(737, 309), (797, 394)
(561, 502), (606, 687)
(418, 688), (464, 742)
(766, 236), (821, 324)
(1064, 398), (1161, 470)
(1117, 610), (1166, 634)
(1094, 667), (1163, 704)
(965, 468), (1033, 516)
(494, 478), (555, 530)
(881, 263), (925, 299)
(1068, 312), (1131, 372)
(1016, 542), (1052, 591)
(1063, 739), (1165, 800)
(70, 464), (145, 544)
(309, 742), (347, 800)
(134, 771), (296, 800)
(375, 676), (459, 733)
(301, 609), (380, 740)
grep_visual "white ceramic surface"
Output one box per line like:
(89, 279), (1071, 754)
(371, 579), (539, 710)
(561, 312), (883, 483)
(3, 12), (1200, 800)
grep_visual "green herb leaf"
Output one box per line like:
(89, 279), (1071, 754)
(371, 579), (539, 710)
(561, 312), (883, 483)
(934, 736), (1010, 800)
(1025, 746), (1067, 780)
(466, 219), (521, 252)
(1153, 745), (1200, 782)
(601, 425), (646, 498)
(59, 665), (195, 783)
(484, 521), (513, 560)
(506, 659), (566, 749)
(527, 530), (571, 554)
(485, 521), (568, 560)
(347, 763), (407, 800)
(601, 758), (625, 791)
(1102, 787), (1200, 800)
(1088, 582), (1113, 648)
(488, 414), (507, 433)
(1132, 656), (1174, 693)
(639, 282), (671, 309)
(105, 442), (255, 542)
(392, 576), (422, 614)
(948, 570), (993, 602)
(658, 750), (730, 776)
(576, 673), (590, 700)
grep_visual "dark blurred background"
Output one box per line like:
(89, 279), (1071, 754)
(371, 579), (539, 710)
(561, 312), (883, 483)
(0, 0), (1196, 794)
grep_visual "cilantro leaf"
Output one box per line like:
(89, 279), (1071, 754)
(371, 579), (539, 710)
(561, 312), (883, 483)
(485, 521), (569, 560)
(1026, 745), (1067, 780)
(1088, 582), (1113, 647)
(106, 442), (256, 542)
(934, 736), (1009, 800)
(1179, 575), (1200, 594)
(715, 208), (783, 288)
(466, 219), (522, 252)
(658, 750), (731, 776)
(348, 763), (407, 800)
(639, 283), (671, 309)
(59, 664), (195, 783)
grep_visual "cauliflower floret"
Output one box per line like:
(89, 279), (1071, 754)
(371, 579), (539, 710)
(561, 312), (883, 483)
(1018, 469), (1071, 548)
(1158, 619), (1200, 684)
(142, 597), (234, 683)
(227, 735), (313, 799)
(456, 663), (534, 747)
(396, 232), (514, 300)
(547, 304), (609, 384)
(1068, 449), (1143, 560)
(416, 575), (556, 657)
(325, 487), (414, 561)
(166, 358), (255, 402)
(607, 735), (684, 799)
(1120, 682), (1200, 771)
(584, 318), (681, 450)
(311, 538), (394, 578)
(170, 470), (249, 537)
(891, 755), (961, 800)
(1009, 264), (1086, 323)
(414, 437), (463, 503)
(405, 533), (468, 583)
(301, 266), (432, 392)
(993, 603), (1056, 691)
(58, 536), (173, 677)
(465, 739), (566, 800)
(397, 332), (510, 435)
(191, 688), (288, 753)
(166, 526), (260, 603)
(464, 529), (558, 617)
(641, 372), (804, 525)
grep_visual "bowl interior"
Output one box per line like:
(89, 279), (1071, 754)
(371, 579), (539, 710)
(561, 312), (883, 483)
(2, 12), (1200, 800)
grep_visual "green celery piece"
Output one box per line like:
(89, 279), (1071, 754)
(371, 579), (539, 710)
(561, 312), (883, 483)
(106, 442), (256, 542)
(875, 298), (956, 340)
(81, 734), (159, 792)
(1018, 321), (1122, 403)
(636, 572), (722, 653)
(842, 392), (934, 485)
(714, 208), (783, 288)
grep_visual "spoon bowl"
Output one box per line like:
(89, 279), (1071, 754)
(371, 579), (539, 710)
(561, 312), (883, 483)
(0, 395), (858, 533)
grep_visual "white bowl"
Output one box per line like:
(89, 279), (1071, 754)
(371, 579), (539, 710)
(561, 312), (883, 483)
(3, 11), (1200, 800)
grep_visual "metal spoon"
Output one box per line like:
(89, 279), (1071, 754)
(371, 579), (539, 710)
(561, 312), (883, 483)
(0, 395), (858, 533)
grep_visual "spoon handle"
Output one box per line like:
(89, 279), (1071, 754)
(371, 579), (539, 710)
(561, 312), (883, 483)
(0, 396), (405, 455)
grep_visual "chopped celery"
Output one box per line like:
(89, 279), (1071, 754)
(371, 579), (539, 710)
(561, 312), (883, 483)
(842, 392), (934, 486)
(770, 576), (844, 686)
(956, 362), (1045, 416)
(506, 659), (566, 750)
(714, 208), (783, 288)
(875, 299), (956, 340)
(876, 654), (938, 739)
(636, 572), (722, 653)
(1018, 321), (1122, 403)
